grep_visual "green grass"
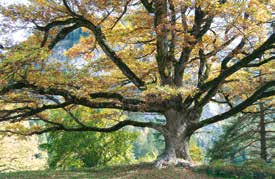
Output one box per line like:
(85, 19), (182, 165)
(195, 164), (275, 179)
(0, 164), (216, 179)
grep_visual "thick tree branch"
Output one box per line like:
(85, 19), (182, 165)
(35, 14), (145, 89)
(245, 56), (275, 67)
(174, 5), (214, 87)
(89, 92), (144, 105)
(0, 81), (161, 115)
(0, 81), (72, 98)
(34, 18), (77, 32)
(221, 38), (246, 69)
(0, 102), (71, 122)
(195, 81), (275, 130)
(154, 0), (172, 85)
(168, 0), (176, 60)
(193, 33), (275, 106)
(0, 119), (165, 136)
(48, 23), (81, 49)
(77, 18), (146, 89)
(205, 35), (238, 59)
(45, 95), (87, 127)
(206, 33), (274, 89)
(190, 5), (213, 40)
(62, 0), (81, 17)
(140, 0), (154, 13)
(197, 49), (206, 88)
(34, 18), (77, 47)
(180, 4), (188, 33)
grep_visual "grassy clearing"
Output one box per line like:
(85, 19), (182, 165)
(0, 164), (215, 179)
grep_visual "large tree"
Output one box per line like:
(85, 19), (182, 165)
(0, 0), (274, 167)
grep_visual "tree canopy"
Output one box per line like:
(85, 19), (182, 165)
(0, 0), (274, 167)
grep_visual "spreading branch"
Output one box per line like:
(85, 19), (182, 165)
(0, 102), (71, 122)
(195, 80), (275, 130)
(193, 33), (275, 107)
(0, 81), (162, 122)
(0, 119), (165, 136)
(34, 7), (146, 89)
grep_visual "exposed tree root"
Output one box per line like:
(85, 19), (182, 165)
(154, 156), (196, 169)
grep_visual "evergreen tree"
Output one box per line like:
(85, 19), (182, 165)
(207, 104), (274, 164)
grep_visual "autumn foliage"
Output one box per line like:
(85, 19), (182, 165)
(0, 0), (274, 167)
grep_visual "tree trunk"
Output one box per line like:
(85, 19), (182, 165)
(259, 102), (267, 162)
(154, 109), (199, 168)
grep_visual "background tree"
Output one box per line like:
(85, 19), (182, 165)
(207, 101), (274, 164)
(0, 0), (274, 168)
(40, 108), (136, 169)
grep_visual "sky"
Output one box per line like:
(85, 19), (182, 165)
(0, 0), (30, 45)
(0, 0), (29, 5)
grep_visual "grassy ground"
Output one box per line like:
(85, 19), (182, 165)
(0, 164), (216, 179)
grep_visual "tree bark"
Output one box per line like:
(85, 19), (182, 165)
(259, 102), (267, 162)
(154, 109), (198, 168)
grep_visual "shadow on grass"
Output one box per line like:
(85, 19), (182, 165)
(0, 163), (216, 179)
